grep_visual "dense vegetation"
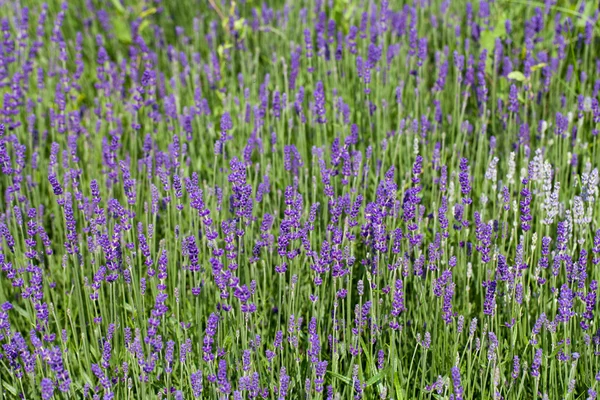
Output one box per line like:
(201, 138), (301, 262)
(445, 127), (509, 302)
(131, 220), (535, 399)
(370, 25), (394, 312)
(0, 0), (599, 398)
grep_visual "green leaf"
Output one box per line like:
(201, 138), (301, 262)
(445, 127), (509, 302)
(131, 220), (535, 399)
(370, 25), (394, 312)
(123, 302), (136, 313)
(234, 18), (245, 31)
(359, 337), (375, 371)
(139, 7), (157, 19)
(222, 333), (234, 348)
(530, 63), (547, 72)
(88, 339), (100, 359)
(548, 345), (563, 359)
(332, 0), (353, 34)
(110, 0), (126, 15)
(480, 13), (507, 75)
(365, 366), (390, 387)
(394, 374), (404, 399)
(139, 19), (151, 34)
(507, 71), (526, 82)
(113, 15), (132, 45)
(217, 44), (233, 58)
(2, 381), (17, 396)
(480, 32), (497, 57)
(12, 305), (30, 319)
(327, 370), (352, 386)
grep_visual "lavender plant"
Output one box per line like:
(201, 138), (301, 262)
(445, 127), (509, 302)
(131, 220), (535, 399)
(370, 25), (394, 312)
(0, 0), (599, 399)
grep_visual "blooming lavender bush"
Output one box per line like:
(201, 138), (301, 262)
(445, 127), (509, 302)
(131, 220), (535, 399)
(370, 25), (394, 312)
(0, 0), (599, 399)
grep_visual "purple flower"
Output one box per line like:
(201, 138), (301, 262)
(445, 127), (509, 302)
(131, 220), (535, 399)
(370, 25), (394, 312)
(352, 364), (363, 400)
(519, 184), (532, 231)
(555, 112), (568, 137)
(451, 366), (463, 400)
(391, 279), (406, 317)
(191, 370), (203, 397)
(48, 172), (63, 195)
(556, 284), (574, 323)
(501, 186), (510, 210)
(512, 356), (520, 379)
(476, 49), (488, 112)
(483, 280), (496, 316)
(377, 350), (385, 370)
(314, 81), (326, 124)
(422, 332), (431, 349)
(531, 349), (542, 377)
(0, 223), (15, 250)
(41, 378), (55, 400)
(284, 145), (303, 175)
(290, 46), (301, 89)
(530, 313), (546, 344)
(434, 61), (449, 92)
(314, 360), (328, 392)
(459, 158), (472, 205)
(278, 367), (290, 399)
(91, 363), (110, 389)
(185, 235), (200, 272)
(304, 28), (313, 57)
(508, 84), (519, 113)
(367, 43), (382, 69)
(442, 282), (455, 324)
(592, 230), (600, 265)
(203, 313), (219, 362)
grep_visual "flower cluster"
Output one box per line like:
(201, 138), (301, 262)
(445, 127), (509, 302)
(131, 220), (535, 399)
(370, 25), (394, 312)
(0, 1), (598, 399)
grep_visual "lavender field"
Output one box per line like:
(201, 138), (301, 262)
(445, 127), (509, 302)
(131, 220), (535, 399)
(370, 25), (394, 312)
(0, 0), (599, 398)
